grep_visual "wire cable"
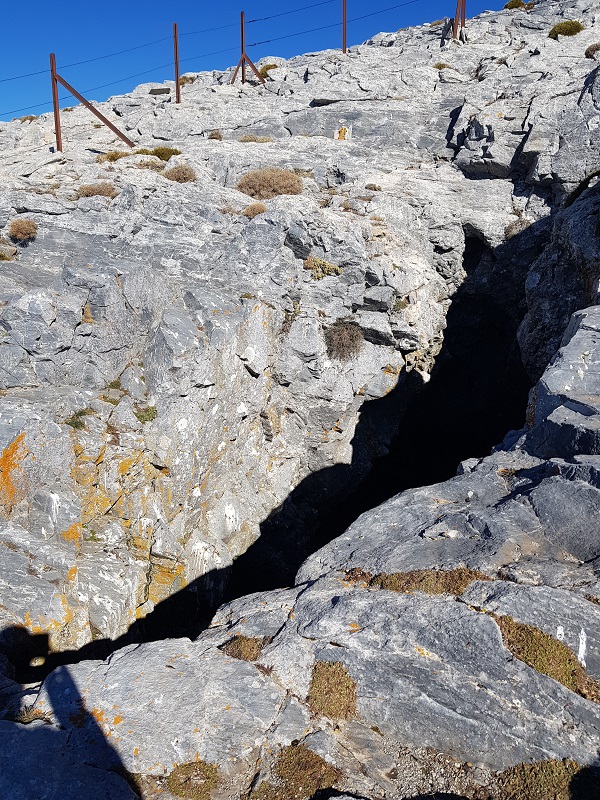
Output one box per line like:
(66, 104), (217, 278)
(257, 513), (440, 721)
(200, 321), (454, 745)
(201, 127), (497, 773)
(180, 21), (239, 37)
(248, 0), (337, 24)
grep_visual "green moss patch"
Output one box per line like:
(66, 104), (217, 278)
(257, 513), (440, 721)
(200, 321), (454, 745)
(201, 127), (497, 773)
(251, 744), (342, 800)
(494, 614), (600, 702)
(166, 760), (219, 800)
(134, 406), (157, 424)
(65, 408), (94, 430)
(220, 634), (270, 662)
(371, 567), (490, 596)
(495, 759), (600, 800)
(303, 256), (342, 280)
(549, 20), (584, 39)
(307, 660), (356, 719)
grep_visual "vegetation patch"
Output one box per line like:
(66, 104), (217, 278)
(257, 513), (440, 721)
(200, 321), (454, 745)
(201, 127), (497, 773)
(237, 168), (303, 200)
(504, 216), (531, 239)
(365, 183), (382, 191)
(493, 614), (600, 701)
(136, 146), (181, 162)
(166, 760), (219, 800)
(252, 744), (342, 800)
(259, 63), (279, 79)
(494, 758), (600, 800)
(96, 150), (130, 163)
(303, 255), (342, 280)
(178, 75), (196, 86)
(19, 115), (38, 123)
(393, 297), (410, 313)
(10, 704), (52, 725)
(220, 634), (270, 661)
(549, 20), (584, 39)
(239, 134), (273, 143)
(134, 406), (157, 424)
(307, 660), (357, 719)
(585, 42), (600, 59)
(65, 408), (94, 430)
(371, 568), (491, 596)
(163, 165), (196, 183)
(8, 219), (38, 243)
(208, 129), (223, 140)
(433, 62), (453, 70)
(504, 0), (526, 9)
(242, 202), (267, 219)
(324, 320), (363, 361)
(75, 182), (118, 199)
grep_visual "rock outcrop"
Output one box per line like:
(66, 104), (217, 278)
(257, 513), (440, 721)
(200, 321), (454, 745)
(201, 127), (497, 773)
(1, 0), (600, 796)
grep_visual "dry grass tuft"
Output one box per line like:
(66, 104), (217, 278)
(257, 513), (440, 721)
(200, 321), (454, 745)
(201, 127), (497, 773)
(221, 634), (270, 661)
(239, 134), (273, 143)
(493, 614), (600, 701)
(433, 62), (453, 70)
(237, 168), (303, 200)
(251, 744), (342, 800)
(371, 568), (490, 595)
(137, 159), (164, 171)
(8, 219), (38, 242)
(208, 129), (223, 140)
(303, 256), (342, 280)
(259, 63), (279, 79)
(365, 183), (382, 191)
(163, 165), (196, 183)
(494, 759), (600, 799)
(19, 115), (38, 123)
(504, 0), (525, 8)
(307, 660), (357, 719)
(166, 760), (219, 800)
(549, 20), (584, 39)
(324, 320), (363, 361)
(178, 74), (196, 86)
(75, 182), (118, 199)
(10, 705), (52, 725)
(242, 202), (267, 219)
(136, 146), (181, 162)
(96, 150), (129, 163)
(585, 42), (600, 58)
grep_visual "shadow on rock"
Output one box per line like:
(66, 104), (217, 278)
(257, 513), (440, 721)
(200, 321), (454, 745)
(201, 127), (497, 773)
(570, 765), (600, 798)
(0, 627), (140, 799)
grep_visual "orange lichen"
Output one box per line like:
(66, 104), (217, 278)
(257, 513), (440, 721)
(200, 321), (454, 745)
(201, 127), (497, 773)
(0, 433), (27, 512)
(113, 715), (123, 725)
(61, 522), (83, 545)
(67, 566), (77, 581)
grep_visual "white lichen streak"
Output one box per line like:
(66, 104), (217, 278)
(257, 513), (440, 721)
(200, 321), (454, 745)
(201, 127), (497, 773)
(556, 625), (565, 641)
(578, 628), (587, 667)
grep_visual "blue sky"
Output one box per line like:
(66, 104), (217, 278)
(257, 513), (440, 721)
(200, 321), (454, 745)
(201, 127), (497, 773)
(0, 0), (504, 122)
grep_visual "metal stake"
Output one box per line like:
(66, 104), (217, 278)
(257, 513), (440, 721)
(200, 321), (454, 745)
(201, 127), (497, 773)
(452, 0), (466, 40)
(50, 57), (135, 149)
(50, 53), (63, 153)
(231, 11), (266, 85)
(343, 0), (347, 53)
(174, 22), (181, 103)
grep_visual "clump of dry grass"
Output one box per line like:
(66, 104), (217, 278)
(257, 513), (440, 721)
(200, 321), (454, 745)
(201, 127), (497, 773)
(75, 182), (119, 199)
(237, 168), (303, 200)
(239, 134), (273, 143)
(137, 158), (164, 171)
(163, 165), (196, 183)
(19, 115), (38, 123)
(251, 745), (342, 800)
(242, 202), (267, 219)
(303, 256), (342, 280)
(371, 568), (490, 595)
(221, 634), (270, 661)
(208, 129), (223, 140)
(8, 219), (38, 242)
(307, 660), (357, 719)
(585, 42), (600, 58)
(504, 216), (531, 239)
(494, 759), (600, 799)
(96, 150), (130, 163)
(549, 20), (584, 39)
(136, 146), (181, 161)
(166, 760), (219, 800)
(433, 62), (453, 70)
(259, 63), (279, 79)
(178, 74), (196, 86)
(324, 320), (363, 360)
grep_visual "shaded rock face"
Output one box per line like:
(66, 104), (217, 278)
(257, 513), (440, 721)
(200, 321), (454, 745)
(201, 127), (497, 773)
(0, 0), (600, 796)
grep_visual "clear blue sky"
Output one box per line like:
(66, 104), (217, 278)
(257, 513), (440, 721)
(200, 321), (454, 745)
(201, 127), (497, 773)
(0, 0), (504, 122)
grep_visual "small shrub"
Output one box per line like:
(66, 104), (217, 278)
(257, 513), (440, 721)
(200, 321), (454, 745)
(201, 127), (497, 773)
(324, 320), (363, 361)
(303, 256), (342, 280)
(96, 150), (129, 163)
(135, 146), (181, 162)
(10, 705), (52, 725)
(242, 202), (267, 219)
(365, 183), (382, 191)
(259, 63), (279, 79)
(433, 62), (452, 70)
(134, 406), (157, 423)
(371, 568), (490, 595)
(494, 614), (600, 701)
(137, 159), (164, 171)
(65, 408), (94, 430)
(75, 182), (118, 199)
(586, 42), (600, 59)
(0, 252), (13, 262)
(549, 20), (584, 39)
(430, 18), (445, 26)
(163, 165), (196, 183)
(19, 115), (37, 123)
(208, 129), (223, 140)
(166, 760), (219, 800)
(8, 219), (38, 242)
(504, 0), (525, 9)
(221, 635), (269, 661)
(494, 759), (600, 800)
(178, 74), (196, 86)
(237, 168), (303, 200)
(239, 134), (273, 143)
(251, 745), (342, 800)
(393, 297), (410, 313)
(307, 661), (357, 719)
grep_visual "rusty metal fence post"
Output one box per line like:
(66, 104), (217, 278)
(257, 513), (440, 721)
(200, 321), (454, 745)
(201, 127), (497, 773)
(452, 0), (467, 40)
(49, 53), (135, 152)
(50, 54), (63, 153)
(174, 23), (181, 103)
(343, 0), (347, 53)
(231, 11), (265, 85)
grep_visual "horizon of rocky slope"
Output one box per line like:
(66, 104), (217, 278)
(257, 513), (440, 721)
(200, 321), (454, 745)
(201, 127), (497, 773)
(1, 0), (600, 797)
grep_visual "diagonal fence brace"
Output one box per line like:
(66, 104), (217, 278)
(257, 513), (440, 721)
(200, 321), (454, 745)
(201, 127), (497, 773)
(230, 11), (265, 85)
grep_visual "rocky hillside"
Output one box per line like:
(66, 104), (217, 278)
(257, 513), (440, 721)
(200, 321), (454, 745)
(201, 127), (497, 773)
(0, 0), (600, 797)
